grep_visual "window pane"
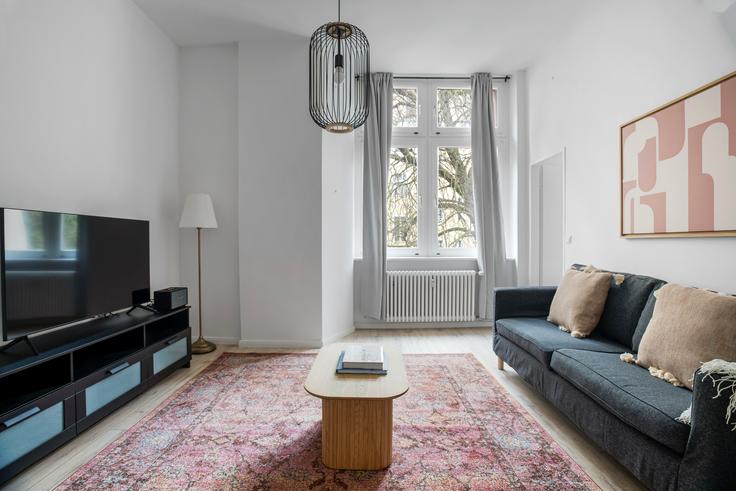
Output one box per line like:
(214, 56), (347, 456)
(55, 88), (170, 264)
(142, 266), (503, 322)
(393, 88), (418, 128)
(437, 88), (471, 128)
(4, 210), (44, 251)
(437, 147), (476, 248)
(387, 147), (418, 248)
(61, 214), (78, 251)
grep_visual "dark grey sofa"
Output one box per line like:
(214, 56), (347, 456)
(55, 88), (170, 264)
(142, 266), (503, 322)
(492, 268), (736, 491)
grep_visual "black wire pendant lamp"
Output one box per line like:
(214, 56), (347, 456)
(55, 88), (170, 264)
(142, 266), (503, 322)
(309, 0), (369, 133)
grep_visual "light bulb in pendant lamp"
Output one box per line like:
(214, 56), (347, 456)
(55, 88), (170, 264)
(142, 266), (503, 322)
(334, 54), (345, 85)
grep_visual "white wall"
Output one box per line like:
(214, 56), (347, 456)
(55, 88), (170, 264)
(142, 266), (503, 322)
(527, 0), (736, 292)
(722, 2), (736, 44)
(179, 44), (240, 344)
(510, 70), (531, 285)
(0, 0), (180, 291)
(322, 132), (355, 343)
(238, 41), (324, 347)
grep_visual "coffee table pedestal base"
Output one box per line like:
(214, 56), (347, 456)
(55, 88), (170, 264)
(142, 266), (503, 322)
(321, 398), (393, 470)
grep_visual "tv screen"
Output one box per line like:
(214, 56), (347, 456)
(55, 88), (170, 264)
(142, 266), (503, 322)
(0, 208), (150, 341)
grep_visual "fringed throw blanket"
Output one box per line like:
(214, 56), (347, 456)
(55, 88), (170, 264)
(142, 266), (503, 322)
(700, 359), (736, 430)
(674, 359), (736, 428)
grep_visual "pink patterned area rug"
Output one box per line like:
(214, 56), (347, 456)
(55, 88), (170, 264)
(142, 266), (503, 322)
(57, 353), (599, 490)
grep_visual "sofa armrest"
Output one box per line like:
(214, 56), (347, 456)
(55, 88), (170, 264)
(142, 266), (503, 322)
(493, 286), (557, 322)
(678, 369), (736, 490)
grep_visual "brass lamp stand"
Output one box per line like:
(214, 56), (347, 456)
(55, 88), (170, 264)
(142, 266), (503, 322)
(191, 227), (215, 354)
(179, 193), (218, 355)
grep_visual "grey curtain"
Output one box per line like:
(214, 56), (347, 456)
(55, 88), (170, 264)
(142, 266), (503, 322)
(471, 73), (517, 319)
(360, 73), (393, 320)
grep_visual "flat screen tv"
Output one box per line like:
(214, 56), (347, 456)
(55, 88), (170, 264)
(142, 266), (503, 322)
(0, 208), (150, 341)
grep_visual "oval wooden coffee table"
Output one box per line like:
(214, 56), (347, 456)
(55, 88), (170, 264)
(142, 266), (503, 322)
(304, 343), (409, 470)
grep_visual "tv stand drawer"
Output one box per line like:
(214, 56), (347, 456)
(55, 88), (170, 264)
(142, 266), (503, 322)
(84, 362), (141, 416)
(0, 403), (63, 469)
(75, 350), (148, 430)
(153, 336), (188, 375)
(0, 385), (75, 475)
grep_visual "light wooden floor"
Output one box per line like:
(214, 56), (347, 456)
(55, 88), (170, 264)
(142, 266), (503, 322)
(3, 328), (645, 491)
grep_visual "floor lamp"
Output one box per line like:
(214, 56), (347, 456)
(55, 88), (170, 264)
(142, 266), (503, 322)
(180, 193), (218, 354)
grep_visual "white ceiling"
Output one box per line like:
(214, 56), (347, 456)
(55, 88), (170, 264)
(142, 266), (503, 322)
(133, 0), (591, 73)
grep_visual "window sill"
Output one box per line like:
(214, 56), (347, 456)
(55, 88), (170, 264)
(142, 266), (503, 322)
(354, 256), (479, 272)
(387, 256), (476, 261)
(386, 256), (478, 271)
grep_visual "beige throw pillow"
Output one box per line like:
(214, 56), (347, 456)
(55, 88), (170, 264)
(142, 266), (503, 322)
(636, 283), (736, 390)
(548, 268), (612, 338)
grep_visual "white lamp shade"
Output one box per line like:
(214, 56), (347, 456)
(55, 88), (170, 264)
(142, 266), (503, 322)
(179, 193), (218, 229)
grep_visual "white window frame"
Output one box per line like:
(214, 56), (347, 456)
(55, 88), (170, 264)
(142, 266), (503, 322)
(431, 80), (472, 138)
(431, 136), (475, 257)
(384, 77), (509, 259)
(388, 79), (473, 258)
(386, 138), (422, 256)
(4, 211), (77, 260)
(392, 80), (428, 138)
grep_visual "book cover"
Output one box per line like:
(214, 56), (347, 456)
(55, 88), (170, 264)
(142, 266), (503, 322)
(342, 343), (384, 369)
(336, 351), (388, 375)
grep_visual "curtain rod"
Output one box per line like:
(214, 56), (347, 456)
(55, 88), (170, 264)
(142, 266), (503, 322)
(394, 75), (511, 82)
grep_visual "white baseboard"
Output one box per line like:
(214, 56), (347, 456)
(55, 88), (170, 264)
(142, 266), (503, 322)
(322, 326), (356, 344)
(238, 338), (323, 349)
(204, 336), (240, 346)
(354, 320), (493, 329)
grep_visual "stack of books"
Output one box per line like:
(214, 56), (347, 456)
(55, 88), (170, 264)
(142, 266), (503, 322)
(336, 344), (387, 375)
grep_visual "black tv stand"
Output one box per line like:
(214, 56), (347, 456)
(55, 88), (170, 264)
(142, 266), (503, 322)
(0, 335), (39, 356)
(126, 303), (158, 315)
(0, 307), (191, 485)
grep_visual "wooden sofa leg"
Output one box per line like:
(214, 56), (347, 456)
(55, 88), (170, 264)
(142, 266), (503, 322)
(497, 356), (504, 371)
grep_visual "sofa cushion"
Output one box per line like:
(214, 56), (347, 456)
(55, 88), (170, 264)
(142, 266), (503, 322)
(637, 284), (736, 390)
(572, 264), (662, 348)
(596, 274), (663, 348)
(548, 268), (612, 338)
(551, 349), (692, 454)
(495, 317), (628, 368)
(632, 286), (663, 352)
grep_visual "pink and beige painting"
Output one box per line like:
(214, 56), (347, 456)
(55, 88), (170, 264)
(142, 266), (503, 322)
(621, 72), (736, 237)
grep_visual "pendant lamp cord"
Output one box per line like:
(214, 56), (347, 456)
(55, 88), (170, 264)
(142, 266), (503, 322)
(337, 0), (342, 55)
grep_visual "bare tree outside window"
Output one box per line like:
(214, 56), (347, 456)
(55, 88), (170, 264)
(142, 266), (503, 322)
(438, 147), (475, 248)
(385, 81), (502, 255)
(437, 87), (498, 129)
(393, 88), (418, 128)
(437, 88), (471, 128)
(387, 147), (418, 247)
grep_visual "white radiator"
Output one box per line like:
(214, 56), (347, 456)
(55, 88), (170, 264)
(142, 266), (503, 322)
(385, 270), (476, 323)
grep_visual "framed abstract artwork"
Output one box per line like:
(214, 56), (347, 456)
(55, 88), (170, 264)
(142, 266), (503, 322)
(620, 71), (736, 238)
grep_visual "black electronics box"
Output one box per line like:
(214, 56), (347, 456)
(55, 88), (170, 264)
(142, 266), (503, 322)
(154, 287), (188, 312)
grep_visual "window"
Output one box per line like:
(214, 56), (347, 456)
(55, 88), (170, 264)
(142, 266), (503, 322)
(392, 88), (418, 128)
(4, 209), (78, 259)
(386, 79), (506, 257)
(437, 146), (474, 248)
(387, 147), (418, 248)
(4, 210), (44, 252)
(436, 88), (471, 128)
(352, 77), (508, 259)
(61, 214), (78, 251)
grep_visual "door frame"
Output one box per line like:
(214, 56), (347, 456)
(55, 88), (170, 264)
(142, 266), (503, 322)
(530, 149), (566, 286)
